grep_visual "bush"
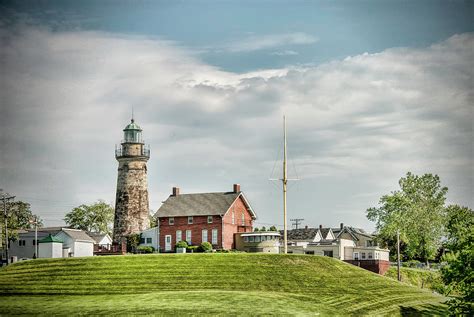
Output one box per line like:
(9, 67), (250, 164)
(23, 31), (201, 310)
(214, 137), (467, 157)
(402, 260), (422, 268)
(175, 240), (188, 249)
(187, 245), (199, 253)
(199, 242), (213, 252)
(126, 234), (141, 252)
(136, 246), (154, 254)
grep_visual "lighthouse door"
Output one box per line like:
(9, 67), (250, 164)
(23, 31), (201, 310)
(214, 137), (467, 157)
(165, 235), (172, 252)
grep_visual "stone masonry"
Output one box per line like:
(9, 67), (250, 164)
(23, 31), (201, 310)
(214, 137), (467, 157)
(113, 120), (150, 243)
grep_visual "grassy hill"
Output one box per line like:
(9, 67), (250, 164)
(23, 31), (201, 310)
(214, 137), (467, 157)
(0, 254), (447, 316)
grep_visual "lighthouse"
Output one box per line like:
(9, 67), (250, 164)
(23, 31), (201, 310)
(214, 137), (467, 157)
(113, 117), (150, 243)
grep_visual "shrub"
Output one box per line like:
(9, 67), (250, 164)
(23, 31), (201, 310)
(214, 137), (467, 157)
(187, 245), (199, 253)
(136, 246), (154, 254)
(126, 234), (141, 252)
(199, 242), (213, 252)
(402, 260), (422, 268)
(176, 240), (188, 249)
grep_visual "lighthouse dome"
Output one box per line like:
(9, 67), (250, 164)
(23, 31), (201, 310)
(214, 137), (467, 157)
(124, 119), (142, 131)
(122, 119), (143, 143)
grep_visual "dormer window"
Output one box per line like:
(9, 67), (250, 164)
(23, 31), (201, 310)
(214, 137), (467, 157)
(188, 216), (193, 224)
(207, 216), (213, 224)
(169, 217), (174, 225)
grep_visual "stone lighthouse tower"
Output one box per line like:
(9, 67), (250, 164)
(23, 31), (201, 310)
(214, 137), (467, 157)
(113, 118), (150, 243)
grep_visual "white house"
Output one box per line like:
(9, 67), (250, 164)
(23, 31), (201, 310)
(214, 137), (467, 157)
(54, 228), (95, 257)
(38, 234), (63, 258)
(138, 227), (159, 251)
(87, 232), (113, 247)
(8, 227), (64, 260)
(284, 224), (391, 274)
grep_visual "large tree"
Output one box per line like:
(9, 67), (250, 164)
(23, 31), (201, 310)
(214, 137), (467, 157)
(441, 205), (473, 315)
(1, 201), (43, 240)
(367, 172), (447, 264)
(64, 200), (114, 234)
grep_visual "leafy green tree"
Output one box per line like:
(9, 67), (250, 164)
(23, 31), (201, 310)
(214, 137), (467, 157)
(260, 226), (266, 232)
(64, 200), (113, 234)
(126, 233), (141, 253)
(441, 205), (473, 315)
(1, 201), (43, 240)
(254, 227), (259, 232)
(367, 172), (447, 264)
(269, 225), (277, 232)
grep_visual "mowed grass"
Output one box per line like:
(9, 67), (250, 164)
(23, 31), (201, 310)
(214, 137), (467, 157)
(0, 253), (447, 316)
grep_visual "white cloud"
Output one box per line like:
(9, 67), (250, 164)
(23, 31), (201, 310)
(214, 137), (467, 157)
(1, 27), (472, 230)
(270, 50), (299, 56)
(222, 32), (317, 53)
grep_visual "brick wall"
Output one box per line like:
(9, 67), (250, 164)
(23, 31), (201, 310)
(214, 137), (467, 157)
(221, 196), (254, 249)
(344, 260), (391, 275)
(159, 215), (223, 251)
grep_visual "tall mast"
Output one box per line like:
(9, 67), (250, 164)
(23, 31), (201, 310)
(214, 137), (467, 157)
(283, 116), (288, 254)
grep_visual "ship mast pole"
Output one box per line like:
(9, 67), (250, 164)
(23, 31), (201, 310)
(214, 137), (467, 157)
(283, 116), (288, 254)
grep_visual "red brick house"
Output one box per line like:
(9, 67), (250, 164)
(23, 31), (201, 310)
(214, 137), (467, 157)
(155, 184), (256, 252)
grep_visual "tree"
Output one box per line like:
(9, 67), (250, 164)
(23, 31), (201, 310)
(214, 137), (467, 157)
(367, 172), (447, 264)
(441, 205), (473, 315)
(269, 226), (277, 232)
(260, 226), (266, 232)
(1, 201), (43, 240)
(64, 200), (113, 234)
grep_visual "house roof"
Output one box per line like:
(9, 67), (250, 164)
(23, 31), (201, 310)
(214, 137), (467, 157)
(39, 234), (63, 244)
(59, 229), (95, 243)
(86, 232), (110, 244)
(155, 191), (257, 219)
(281, 228), (318, 241)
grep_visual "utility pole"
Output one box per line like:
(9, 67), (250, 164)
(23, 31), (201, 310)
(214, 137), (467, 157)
(29, 216), (39, 258)
(397, 229), (401, 282)
(290, 218), (304, 230)
(1, 189), (15, 265)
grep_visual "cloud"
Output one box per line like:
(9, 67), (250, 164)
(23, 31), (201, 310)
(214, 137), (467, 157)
(221, 32), (317, 53)
(270, 50), (299, 56)
(1, 26), (472, 230)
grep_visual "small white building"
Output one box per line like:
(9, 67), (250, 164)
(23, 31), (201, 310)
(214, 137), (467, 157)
(38, 234), (63, 258)
(54, 228), (95, 257)
(87, 232), (113, 247)
(138, 227), (160, 251)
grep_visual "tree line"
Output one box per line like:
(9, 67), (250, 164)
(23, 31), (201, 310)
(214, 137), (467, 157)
(367, 172), (472, 315)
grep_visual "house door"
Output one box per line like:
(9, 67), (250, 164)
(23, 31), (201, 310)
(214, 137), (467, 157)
(165, 235), (172, 252)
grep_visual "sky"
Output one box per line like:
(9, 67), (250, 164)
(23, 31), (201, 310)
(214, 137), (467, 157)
(1, 0), (473, 231)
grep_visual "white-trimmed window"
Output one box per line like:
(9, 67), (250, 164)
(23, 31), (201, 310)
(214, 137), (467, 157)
(354, 252), (359, 260)
(362, 252), (366, 259)
(232, 211), (235, 225)
(241, 212), (245, 225)
(368, 252), (373, 259)
(176, 230), (182, 243)
(207, 215), (213, 224)
(169, 217), (174, 225)
(202, 229), (208, 243)
(188, 216), (193, 224)
(186, 230), (192, 244)
(210, 229), (218, 245)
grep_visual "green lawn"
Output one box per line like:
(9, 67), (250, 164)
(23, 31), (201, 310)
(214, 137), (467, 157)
(0, 254), (447, 316)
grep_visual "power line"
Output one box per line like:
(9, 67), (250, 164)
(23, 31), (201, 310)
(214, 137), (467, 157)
(290, 218), (304, 230)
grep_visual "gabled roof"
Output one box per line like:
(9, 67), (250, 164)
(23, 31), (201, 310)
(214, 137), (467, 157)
(39, 234), (63, 244)
(58, 229), (95, 243)
(281, 228), (318, 241)
(155, 191), (257, 219)
(86, 232), (111, 244)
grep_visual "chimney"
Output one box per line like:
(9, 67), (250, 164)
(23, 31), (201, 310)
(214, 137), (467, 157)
(233, 184), (241, 193)
(304, 225), (308, 230)
(172, 187), (180, 196)
(319, 224), (322, 229)
(340, 222), (344, 229)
